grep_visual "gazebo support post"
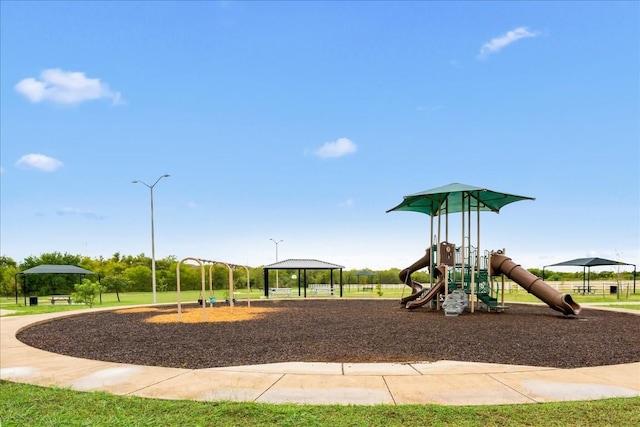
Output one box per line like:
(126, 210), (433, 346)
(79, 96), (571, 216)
(330, 270), (334, 295)
(303, 269), (307, 297)
(263, 268), (269, 297)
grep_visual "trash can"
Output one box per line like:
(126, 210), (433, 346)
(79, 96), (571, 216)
(610, 285), (618, 294)
(29, 296), (38, 306)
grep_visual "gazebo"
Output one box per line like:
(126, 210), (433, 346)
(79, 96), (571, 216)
(355, 270), (379, 292)
(15, 264), (99, 305)
(543, 257), (637, 294)
(263, 259), (345, 297)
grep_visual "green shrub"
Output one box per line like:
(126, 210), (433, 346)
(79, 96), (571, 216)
(72, 279), (105, 308)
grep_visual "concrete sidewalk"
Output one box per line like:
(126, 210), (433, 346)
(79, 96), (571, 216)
(1, 310), (639, 405)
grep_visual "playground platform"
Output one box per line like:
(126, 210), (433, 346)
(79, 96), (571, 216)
(1, 306), (639, 406)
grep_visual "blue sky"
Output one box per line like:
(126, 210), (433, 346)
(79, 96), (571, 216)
(1, 1), (638, 272)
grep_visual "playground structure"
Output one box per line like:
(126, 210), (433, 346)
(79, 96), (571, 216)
(388, 183), (582, 316)
(398, 244), (581, 315)
(175, 257), (251, 322)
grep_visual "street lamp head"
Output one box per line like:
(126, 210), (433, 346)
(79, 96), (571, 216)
(163, 174), (170, 178)
(132, 180), (139, 184)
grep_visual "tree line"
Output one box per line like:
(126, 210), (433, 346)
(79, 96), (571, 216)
(0, 252), (636, 298)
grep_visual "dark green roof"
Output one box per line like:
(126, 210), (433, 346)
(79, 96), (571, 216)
(547, 258), (633, 267)
(387, 182), (535, 216)
(19, 265), (96, 275)
(264, 259), (344, 270)
(356, 270), (378, 276)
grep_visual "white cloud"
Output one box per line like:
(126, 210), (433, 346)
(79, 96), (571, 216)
(15, 153), (63, 172)
(478, 27), (540, 59)
(15, 68), (123, 105)
(314, 137), (357, 159)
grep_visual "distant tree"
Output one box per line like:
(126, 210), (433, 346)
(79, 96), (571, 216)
(8, 251), (637, 298)
(412, 270), (431, 283)
(155, 255), (177, 272)
(232, 266), (251, 291)
(72, 279), (105, 308)
(101, 275), (133, 302)
(595, 270), (614, 280)
(103, 256), (125, 277)
(20, 252), (82, 268)
(0, 256), (18, 297)
(156, 277), (169, 292)
(120, 253), (150, 268)
(159, 257), (178, 291)
(123, 265), (152, 292)
(174, 262), (205, 291)
(210, 264), (229, 289)
(248, 266), (264, 289)
(110, 252), (121, 263)
(378, 269), (400, 284)
(527, 268), (543, 278)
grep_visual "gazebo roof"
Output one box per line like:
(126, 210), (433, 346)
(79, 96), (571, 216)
(18, 264), (96, 275)
(264, 259), (344, 270)
(546, 257), (633, 268)
(356, 270), (378, 276)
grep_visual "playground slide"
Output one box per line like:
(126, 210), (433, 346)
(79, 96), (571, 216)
(490, 252), (581, 316)
(399, 248), (431, 305)
(405, 278), (446, 310)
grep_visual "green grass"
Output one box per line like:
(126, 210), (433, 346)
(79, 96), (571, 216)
(603, 304), (640, 310)
(2, 291), (639, 425)
(0, 381), (639, 427)
(1, 290), (248, 315)
(3, 286), (639, 316)
(0, 288), (408, 314)
(501, 291), (640, 306)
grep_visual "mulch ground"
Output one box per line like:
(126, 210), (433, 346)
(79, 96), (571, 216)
(16, 299), (640, 370)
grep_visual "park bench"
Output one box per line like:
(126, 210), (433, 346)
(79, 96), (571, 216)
(269, 288), (292, 297)
(309, 284), (334, 296)
(361, 285), (374, 292)
(50, 295), (72, 305)
(573, 287), (597, 295)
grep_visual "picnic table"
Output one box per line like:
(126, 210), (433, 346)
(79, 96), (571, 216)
(50, 295), (72, 305)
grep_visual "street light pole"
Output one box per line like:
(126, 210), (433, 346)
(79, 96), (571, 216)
(269, 238), (283, 288)
(133, 174), (170, 304)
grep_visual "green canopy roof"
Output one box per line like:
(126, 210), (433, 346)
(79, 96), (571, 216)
(19, 265), (96, 275)
(356, 270), (378, 276)
(547, 257), (632, 268)
(386, 182), (535, 216)
(264, 259), (344, 270)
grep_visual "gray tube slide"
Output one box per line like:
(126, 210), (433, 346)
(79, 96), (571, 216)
(490, 252), (581, 316)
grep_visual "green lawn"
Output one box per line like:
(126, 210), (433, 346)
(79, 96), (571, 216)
(603, 304), (640, 310)
(1, 290), (247, 315)
(2, 291), (639, 425)
(499, 291), (640, 306)
(1, 381), (639, 427)
(3, 286), (639, 316)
